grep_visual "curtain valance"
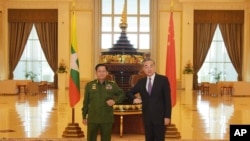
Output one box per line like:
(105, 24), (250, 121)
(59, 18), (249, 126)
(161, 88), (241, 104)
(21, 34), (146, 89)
(8, 9), (58, 22)
(194, 10), (244, 24)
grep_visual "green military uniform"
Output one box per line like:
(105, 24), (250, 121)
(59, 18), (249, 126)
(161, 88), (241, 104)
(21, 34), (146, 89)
(82, 79), (125, 141)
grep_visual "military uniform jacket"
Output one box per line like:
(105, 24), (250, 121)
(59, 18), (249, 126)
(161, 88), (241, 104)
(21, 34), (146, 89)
(82, 79), (125, 123)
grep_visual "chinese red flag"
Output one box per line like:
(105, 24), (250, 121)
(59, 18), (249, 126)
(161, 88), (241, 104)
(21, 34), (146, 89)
(165, 12), (176, 107)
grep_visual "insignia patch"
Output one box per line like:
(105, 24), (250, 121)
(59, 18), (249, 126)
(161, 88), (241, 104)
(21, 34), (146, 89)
(106, 84), (112, 90)
(92, 84), (96, 89)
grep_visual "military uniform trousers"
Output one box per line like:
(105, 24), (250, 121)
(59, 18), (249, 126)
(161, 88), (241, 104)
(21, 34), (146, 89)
(87, 122), (113, 141)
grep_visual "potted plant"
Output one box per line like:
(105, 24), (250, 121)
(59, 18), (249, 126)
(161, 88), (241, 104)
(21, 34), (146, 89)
(57, 59), (68, 89)
(183, 60), (194, 74)
(183, 60), (194, 90)
(57, 59), (68, 73)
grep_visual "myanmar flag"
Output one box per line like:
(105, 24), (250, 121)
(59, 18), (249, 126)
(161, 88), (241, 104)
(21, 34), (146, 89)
(69, 11), (80, 108)
(166, 12), (176, 107)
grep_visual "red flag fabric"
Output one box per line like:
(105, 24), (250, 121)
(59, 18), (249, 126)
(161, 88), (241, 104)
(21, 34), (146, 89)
(166, 12), (176, 107)
(69, 11), (80, 107)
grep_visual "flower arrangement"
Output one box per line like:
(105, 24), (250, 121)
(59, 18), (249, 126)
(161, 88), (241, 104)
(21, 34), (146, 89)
(208, 68), (225, 82)
(183, 60), (194, 74)
(25, 71), (37, 82)
(57, 59), (68, 73)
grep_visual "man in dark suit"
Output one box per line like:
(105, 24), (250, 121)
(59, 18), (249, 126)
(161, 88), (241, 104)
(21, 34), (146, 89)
(127, 58), (172, 141)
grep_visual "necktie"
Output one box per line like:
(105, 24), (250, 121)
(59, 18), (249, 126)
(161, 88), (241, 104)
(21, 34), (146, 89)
(148, 77), (152, 95)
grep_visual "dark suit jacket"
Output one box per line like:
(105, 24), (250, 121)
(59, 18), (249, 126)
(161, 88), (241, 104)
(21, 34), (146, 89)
(127, 73), (172, 125)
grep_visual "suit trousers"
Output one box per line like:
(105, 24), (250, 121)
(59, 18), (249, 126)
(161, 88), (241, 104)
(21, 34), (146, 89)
(144, 121), (165, 141)
(87, 122), (113, 141)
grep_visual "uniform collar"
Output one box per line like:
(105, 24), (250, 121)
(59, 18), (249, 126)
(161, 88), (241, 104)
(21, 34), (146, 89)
(96, 79), (107, 85)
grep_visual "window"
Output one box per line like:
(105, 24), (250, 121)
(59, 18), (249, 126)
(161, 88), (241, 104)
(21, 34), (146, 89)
(13, 25), (54, 82)
(198, 25), (238, 83)
(101, 0), (150, 50)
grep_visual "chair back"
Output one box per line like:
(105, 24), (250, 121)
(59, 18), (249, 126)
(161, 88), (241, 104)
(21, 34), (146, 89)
(106, 74), (115, 81)
(129, 74), (145, 87)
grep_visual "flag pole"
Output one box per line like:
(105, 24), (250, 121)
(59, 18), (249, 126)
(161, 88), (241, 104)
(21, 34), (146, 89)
(72, 107), (75, 123)
(62, 108), (84, 138)
(62, 0), (84, 138)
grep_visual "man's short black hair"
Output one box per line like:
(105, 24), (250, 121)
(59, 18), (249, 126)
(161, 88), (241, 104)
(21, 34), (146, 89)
(95, 63), (109, 71)
(142, 58), (155, 65)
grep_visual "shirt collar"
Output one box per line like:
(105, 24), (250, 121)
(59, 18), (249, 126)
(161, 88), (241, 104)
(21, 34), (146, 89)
(148, 73), (156, 81)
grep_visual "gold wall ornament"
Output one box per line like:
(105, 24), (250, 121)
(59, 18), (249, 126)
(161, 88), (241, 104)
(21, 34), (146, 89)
(100, 54), (143, 64)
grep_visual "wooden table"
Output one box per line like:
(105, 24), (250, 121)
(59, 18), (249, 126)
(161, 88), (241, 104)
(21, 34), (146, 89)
(113, 110), (142, 137)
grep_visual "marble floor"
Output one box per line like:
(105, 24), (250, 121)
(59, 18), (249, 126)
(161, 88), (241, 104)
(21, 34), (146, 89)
(0, 88), (250, 141)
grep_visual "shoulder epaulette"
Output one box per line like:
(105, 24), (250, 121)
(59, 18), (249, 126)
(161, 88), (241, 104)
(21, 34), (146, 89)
(87, 80), (97, 84)
(107, 80), (116, 83)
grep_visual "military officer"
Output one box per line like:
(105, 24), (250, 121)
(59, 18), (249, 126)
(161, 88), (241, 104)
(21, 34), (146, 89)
(82, 63), (125, 141)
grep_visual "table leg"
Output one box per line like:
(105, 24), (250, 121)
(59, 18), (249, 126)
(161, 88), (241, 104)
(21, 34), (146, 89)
(119, 115), (123, 137)
(18, 85), (26, 94)
(18, 86), (21, 94)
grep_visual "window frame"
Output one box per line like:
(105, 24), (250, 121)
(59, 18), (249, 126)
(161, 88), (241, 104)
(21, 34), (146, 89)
(100, 0), (151, 51)
(13, 25), (54, 82)
(198, 25), (238, 83)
